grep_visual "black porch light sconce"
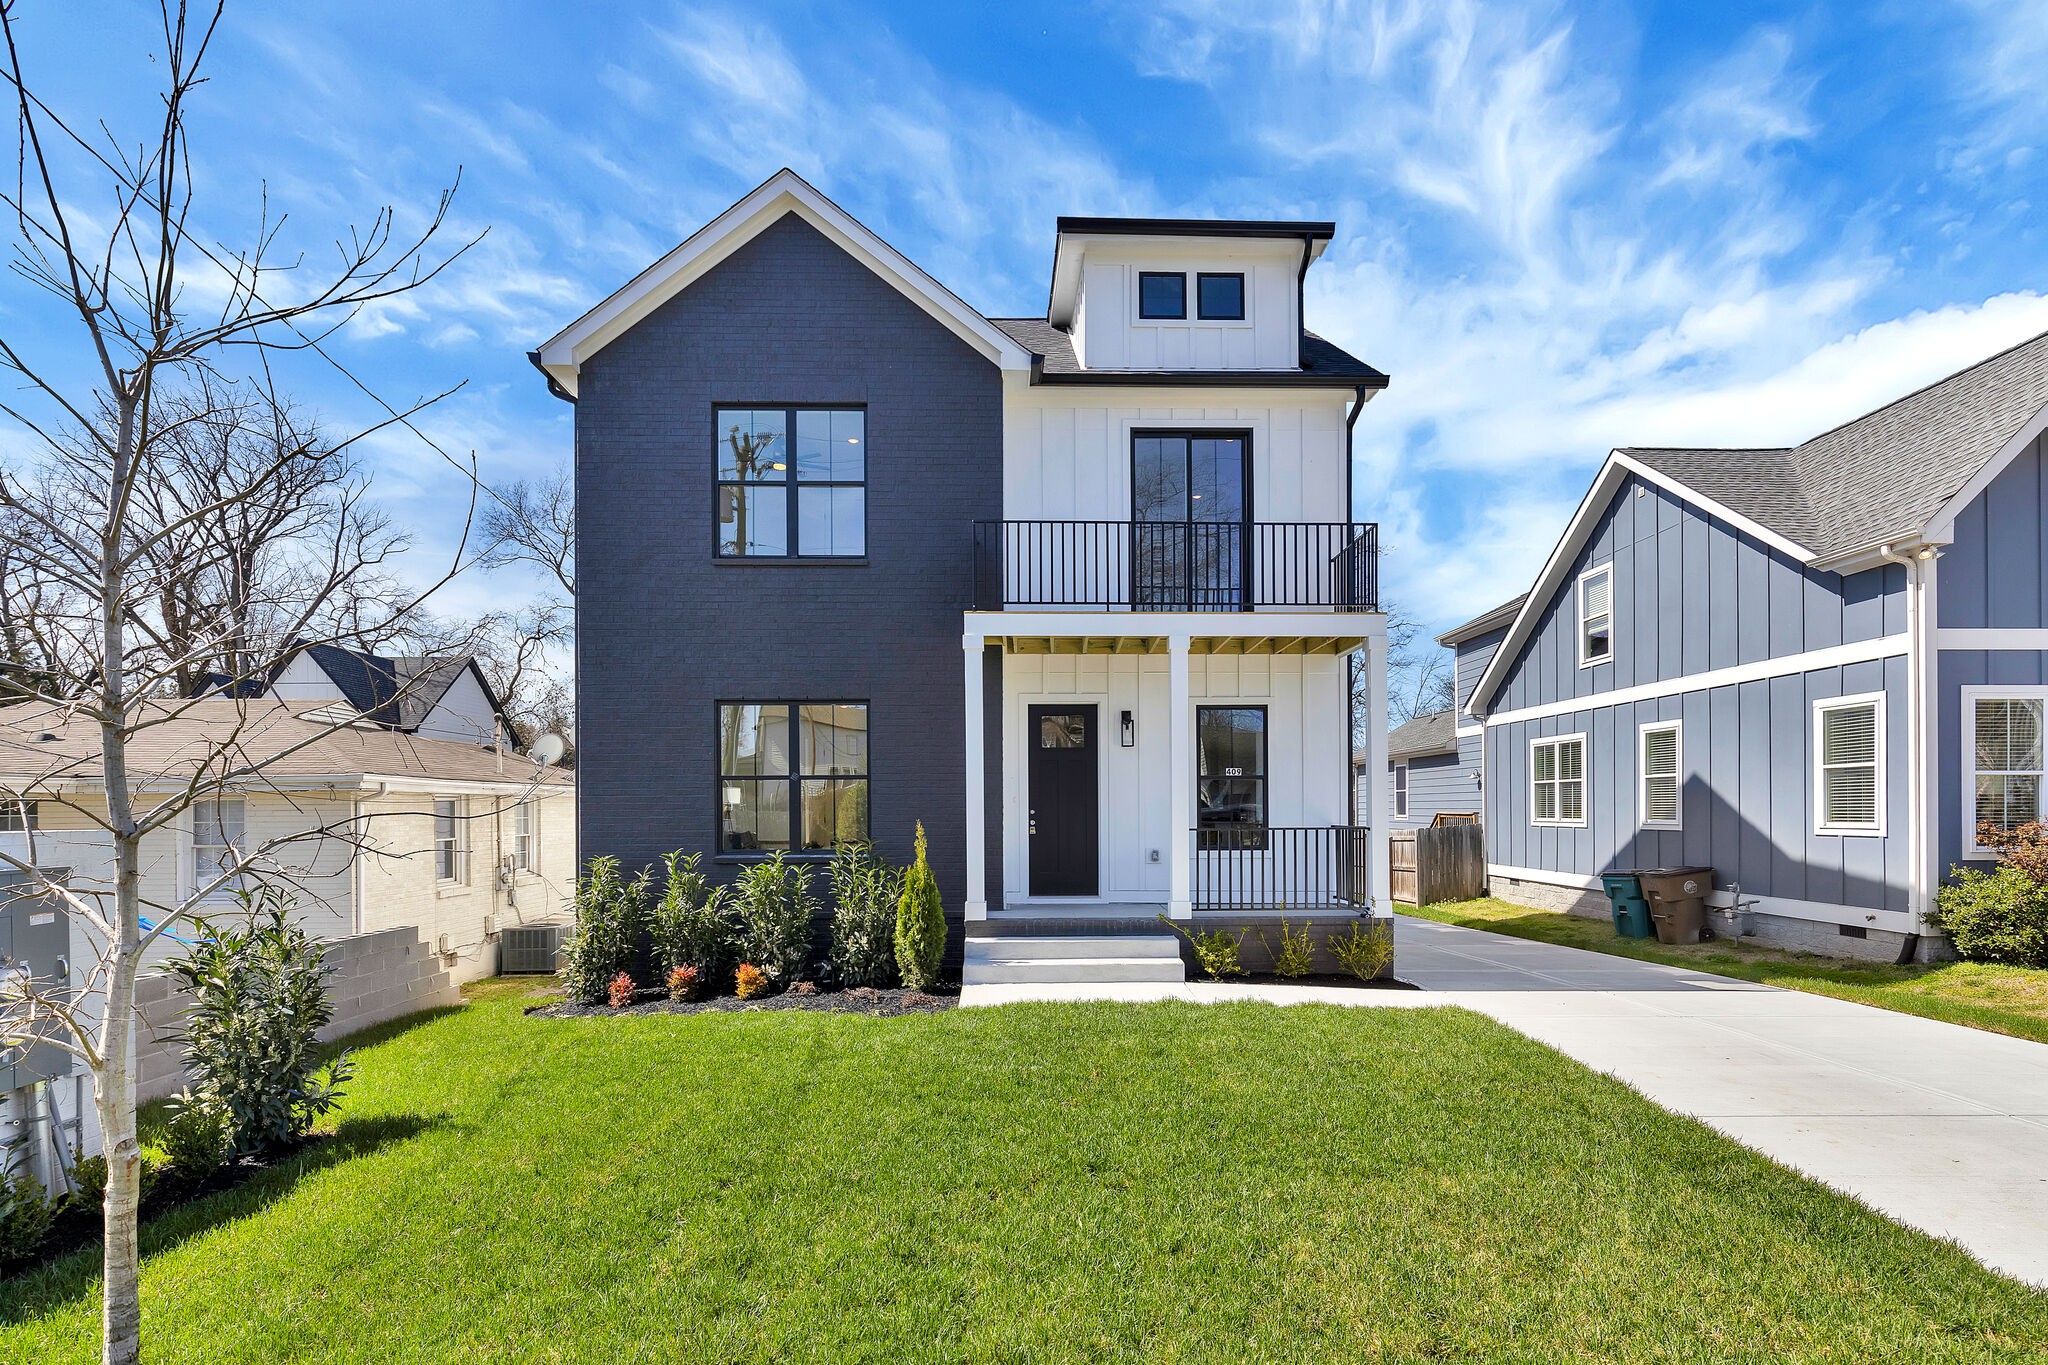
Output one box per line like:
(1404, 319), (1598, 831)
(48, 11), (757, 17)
(1121, 710), (1135, 747)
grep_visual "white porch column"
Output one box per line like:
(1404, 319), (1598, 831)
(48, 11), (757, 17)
(962, 633), (987, 921)
(1168, 633), (1193, 920)
(1363, 632), (1392, 915)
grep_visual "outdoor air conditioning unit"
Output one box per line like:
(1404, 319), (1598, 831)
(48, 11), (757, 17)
(499, 923), (567, 975)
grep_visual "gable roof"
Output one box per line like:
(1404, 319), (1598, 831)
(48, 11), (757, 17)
(988, 317), (1387, 389)
(261, 644), (505, 737)
(1466, 330), (2048, 717)
(532, 168), (1033, 398)
(1436, 594), (1527, 647)
(1385, 709), (1459, 760)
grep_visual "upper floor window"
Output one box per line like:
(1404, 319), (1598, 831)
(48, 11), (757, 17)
(1531, 734), (1586, 827)
(1138, 271), (1186, 319)
(1813, 694), (1883, 836)
(1639, 720), (1681, 830)
(714, 406), (865, 558)
(719, 702), (869, 854)
(1196, 272), (1245, 320)
(1963, 688), (2041, 853)
(1578, 564), (1613, 667)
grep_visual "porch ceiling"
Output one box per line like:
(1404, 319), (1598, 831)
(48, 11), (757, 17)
(966, 608), (1381, 657)
(990, 634), (1366, 655)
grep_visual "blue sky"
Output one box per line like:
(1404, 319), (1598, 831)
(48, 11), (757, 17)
(8, 0), (2048, 640)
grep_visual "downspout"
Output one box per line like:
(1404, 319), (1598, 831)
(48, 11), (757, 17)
(1296, 233), (1315, 370)
(352, 781), (388, 936)
(1876, 544), (1927, 965)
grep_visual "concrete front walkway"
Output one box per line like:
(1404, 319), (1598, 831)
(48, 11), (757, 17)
(1397, 914), (2048, 1287)
(962, 915), (2048, 1286)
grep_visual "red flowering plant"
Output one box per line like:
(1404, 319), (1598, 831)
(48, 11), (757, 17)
(1976, 822), (2048, 883)
(733, 962), (770, 1000)
(607, 971), (636, 1009)
(665, 964), (701, 1002)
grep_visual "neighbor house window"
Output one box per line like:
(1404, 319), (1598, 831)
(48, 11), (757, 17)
(1639, 720), (1682, 830)
(1578, 564), (1613, 666)
(1393, 763), (1409, 819)
(191, 797), (245, 898)
(1138, 271), (1186, 319)
(1964, 688), (2044, 852)
(1814, 694), (1884, 836)
(714, 406), (865, 558)
(434, 798), (465, 882)
(1196, 272), (1245, 320)
(1196, 706), (1266, 849)
(1531, 734), (1586, 827)
(512, 799), (537, 872)
(719, 703), (868, 854)
(0, 798), (37, 832)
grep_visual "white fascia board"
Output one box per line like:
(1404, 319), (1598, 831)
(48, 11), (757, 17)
(535, 169), (1032, 397)
(1922, 399), (2048, 544)
(1467, 450), (1822, 719)
(963, 609), (1386, 643)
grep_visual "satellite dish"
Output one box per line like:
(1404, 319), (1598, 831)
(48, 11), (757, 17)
(529, 732), (568, 768)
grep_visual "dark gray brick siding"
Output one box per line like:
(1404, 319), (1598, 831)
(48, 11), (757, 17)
(574, 212), (1004, 931)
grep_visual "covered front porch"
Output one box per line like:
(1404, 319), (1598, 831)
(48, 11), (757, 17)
(960, 611), (1392, 922)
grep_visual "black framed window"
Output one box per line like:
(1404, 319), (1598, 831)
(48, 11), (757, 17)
(715, 407), (866, 557)
(1138, 271), (1186, 319)
(1196, 272), (1245, 320)
(1197, 706), (1266, 849)
(719, 702), (869, 853)
(1132, 430), (1250, 610)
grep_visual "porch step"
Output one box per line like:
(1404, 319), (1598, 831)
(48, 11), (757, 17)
(962, 934), (1187, 986)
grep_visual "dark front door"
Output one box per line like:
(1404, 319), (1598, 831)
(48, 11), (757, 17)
(1028, 705), (1099, 896)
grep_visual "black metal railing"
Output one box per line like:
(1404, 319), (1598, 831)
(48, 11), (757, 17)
(971, 520), (1379, 612)
(1192, 825), (1374, 911)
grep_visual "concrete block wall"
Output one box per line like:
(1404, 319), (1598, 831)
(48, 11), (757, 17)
(131, 924), (460, 1103)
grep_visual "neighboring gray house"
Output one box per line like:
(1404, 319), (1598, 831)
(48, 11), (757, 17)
(1369, 710), (1473, 829)
(1466, 331), (2048, 960)
(530, 169), (1395, 983)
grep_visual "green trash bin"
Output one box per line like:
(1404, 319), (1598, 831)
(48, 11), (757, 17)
(1600, 872), (1653, 939)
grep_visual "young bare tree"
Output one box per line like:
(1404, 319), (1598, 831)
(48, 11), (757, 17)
(0, 6), (485, 1360)
(479, 468), (575, 752)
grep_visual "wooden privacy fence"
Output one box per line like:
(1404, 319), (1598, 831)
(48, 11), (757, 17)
(1388, 823), (1486, 907)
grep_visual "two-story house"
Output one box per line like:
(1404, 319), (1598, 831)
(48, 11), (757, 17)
(531, 169), (1393, 983)
(1466, 332), (2048, 961)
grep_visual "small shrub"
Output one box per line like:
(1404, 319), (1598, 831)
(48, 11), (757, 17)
(160, 886), (354, 1158)
(732, 853), (817, 986)
(789, 980), (820, 997)
(1161, 916), (1247, 980)
(651, 851), (735, 983)
(734, 962), (769, 999)
(665, 964), (701, 1002)
(562, 856), (654, 1004)
(895, 823), (947, 991)
(0, 1162), (55, 1266)
(607, 970), (636, 1009)
(1977, 821), (2048, 884)
(1264, 919), (1316, 978)
(1329, 920), (1395, 981)
(1932, 864), (2048, 967)
(828, 842), (902, 987)
(158, 1095), (233, 1181)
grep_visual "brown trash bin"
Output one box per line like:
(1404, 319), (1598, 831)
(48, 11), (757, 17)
(1637, 867), (1715, 945)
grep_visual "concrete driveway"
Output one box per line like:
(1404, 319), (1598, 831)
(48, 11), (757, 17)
(1396, 914), (2048, 1288)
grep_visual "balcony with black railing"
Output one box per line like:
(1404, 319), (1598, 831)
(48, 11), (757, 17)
(970, 520), (1379, 613)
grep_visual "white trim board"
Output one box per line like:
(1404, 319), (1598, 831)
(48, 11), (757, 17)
(1482, 633), (1907, 727)
(1485, 863), (1915, 933)
(1937, 628), (2048, 651)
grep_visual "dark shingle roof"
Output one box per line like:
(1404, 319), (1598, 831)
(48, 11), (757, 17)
(283, 644), (492, 734)
(1437, 594), (1528, 647)
(1621, 330), (2048, 560)
(1385, 709), (1459, 760)
(987, 318), (1387, 386)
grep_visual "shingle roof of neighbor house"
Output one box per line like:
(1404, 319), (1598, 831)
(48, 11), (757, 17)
(1623, 329), (2048, 560)
(987, 317), (1388, 386)
(1385, 709), (1459, 761)
(290, 643), (502, 733)
(1436, 594), (1528, 647)
(0, 700), (572, 791)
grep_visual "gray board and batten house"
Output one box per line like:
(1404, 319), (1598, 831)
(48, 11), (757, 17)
(1465, 331), (2048, 961)
(530, 168), (1396, 979)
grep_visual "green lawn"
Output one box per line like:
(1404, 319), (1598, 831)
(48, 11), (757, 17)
(4, 983), (2045, 1363)
(1406, 897), (2048, 1046)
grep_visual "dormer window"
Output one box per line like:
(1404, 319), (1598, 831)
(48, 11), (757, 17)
(1138, 272), (1186, 319)
(1197, 273), (1245, 320)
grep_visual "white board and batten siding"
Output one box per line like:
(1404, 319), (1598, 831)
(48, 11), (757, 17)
(1070, 239), (1302, 372)
(1482, 471), (1915, 927)
(1002, 651), (1348, 903)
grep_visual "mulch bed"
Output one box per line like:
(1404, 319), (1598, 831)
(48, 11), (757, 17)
(1217, 973), (1422, 991)
(529, 984), (959, 1019)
